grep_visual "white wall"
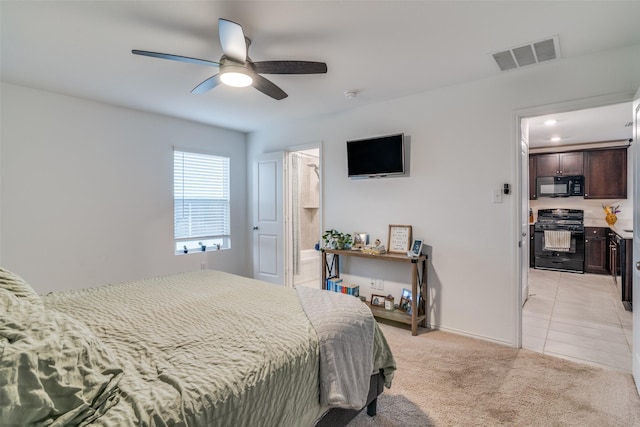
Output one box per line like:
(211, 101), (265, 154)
(1, 83), (249, 293)
(248, 45), (640, 345)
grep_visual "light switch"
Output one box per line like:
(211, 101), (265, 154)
(492, 188), (503, 203)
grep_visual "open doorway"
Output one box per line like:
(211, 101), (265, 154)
(286, 147), (322, 289)
(518, 98), (634, 373)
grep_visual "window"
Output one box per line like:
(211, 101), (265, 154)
(174, 150), (230, 254)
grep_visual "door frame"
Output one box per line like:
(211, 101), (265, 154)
(513, 90), (636, 348)
(284, 143), (323, 288)
(520, 137), (530, 308)
(283, 142), (323, 288)
(631, 87), (639, 393)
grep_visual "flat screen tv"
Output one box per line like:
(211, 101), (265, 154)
(346, 133), (405, 178)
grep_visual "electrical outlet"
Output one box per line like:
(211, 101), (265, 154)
(492, 188), (503, 203)
(200, 262), (206, 270)
(376, 279), (384, 290)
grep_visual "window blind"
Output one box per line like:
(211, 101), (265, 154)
(174, 150), (230, 241)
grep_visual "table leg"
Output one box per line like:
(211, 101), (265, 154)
(411, 261), (418, 336)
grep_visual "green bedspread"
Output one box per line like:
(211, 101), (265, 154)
(30, 270), (396, 426)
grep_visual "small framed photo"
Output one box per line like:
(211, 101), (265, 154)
(398, 288), (413, 314)
(410, 239), (423, 257)
(352, 232), (369, 249)
(388, 224), (412, 254)
(370, 294), (386, 307)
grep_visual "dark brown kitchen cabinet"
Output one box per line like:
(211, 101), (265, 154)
(529, 155), (537, 200)
(584, 227), (608, 274)
(529, 225), (535, 267)
(584, 148), (627, 199)
(609, 230), (634, 311)
(536, 151), (584, 176)
(622, 237), (633, 311)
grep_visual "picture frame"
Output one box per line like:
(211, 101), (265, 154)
(370, 294), (387, 307)
(398, 288), (412, 314)
(352, 232), (369, 249)
(388, 224), (412, 254)
(410, 239), (423, 257)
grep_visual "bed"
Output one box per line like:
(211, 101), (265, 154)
(0, 268), (396, 426)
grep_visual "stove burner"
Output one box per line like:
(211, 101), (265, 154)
(535, 208), (584, 231)
(537, 208), (584, 220)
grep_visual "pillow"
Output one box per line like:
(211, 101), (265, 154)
(0, 288), (123, 425)
(0, 267), (41, 305)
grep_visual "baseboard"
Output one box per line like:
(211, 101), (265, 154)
(426, 324), (514, 348)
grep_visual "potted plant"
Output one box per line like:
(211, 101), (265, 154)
(322, 229), (353, 250)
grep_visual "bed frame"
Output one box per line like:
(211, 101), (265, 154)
(315, 371), (385, 426)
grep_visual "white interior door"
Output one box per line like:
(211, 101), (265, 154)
(632, 88), (640, 392)
(520, 138), (530, 306)
(252, 152), (285, 285)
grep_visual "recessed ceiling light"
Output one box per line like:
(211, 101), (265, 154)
(550, 136), (561, 142)
(544, 119), (557, 126)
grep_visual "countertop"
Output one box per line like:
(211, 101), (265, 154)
(529, 218), (633, 240)
(584, 218), (634, 240)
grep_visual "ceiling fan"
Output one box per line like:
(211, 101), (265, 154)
(132, 18), (327, 100)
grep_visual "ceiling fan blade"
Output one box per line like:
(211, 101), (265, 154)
(219, 19), (247, 63)
(252, 74), (288, 100)
(252, 61), (327, 75)
(132, 50), (219, 67)
(191, 74), (222, 94)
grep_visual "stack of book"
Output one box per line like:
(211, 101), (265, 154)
(325, 277), (360, 297)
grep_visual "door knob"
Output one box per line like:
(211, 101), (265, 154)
(636, 261), (640, 271)
(252, 226), (259, 230)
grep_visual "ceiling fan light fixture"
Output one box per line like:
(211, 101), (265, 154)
(221, 72), (252, 87)
(220, 64), (253, 87)
(133, 18), (327, 99)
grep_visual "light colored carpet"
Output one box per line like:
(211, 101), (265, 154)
(349, 323), (640, 426)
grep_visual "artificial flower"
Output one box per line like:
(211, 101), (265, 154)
(601, 203), (621, 214)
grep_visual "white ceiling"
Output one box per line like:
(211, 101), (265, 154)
(2, 1), (640, 140)
(528, 102), (633, 149)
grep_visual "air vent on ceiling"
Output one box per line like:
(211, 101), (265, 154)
(492, 36), (560, 72)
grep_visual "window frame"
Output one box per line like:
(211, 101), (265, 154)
(173, 148), (231, 255)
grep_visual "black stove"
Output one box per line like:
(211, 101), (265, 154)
(535, 209), (584, 231)
(534, 209), (585, 273)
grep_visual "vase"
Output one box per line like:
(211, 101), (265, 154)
(605, 213), (617, 226)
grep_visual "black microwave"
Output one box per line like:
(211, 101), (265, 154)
(536, 175), (584, 198)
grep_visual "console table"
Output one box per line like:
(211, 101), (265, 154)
(321, 249), (428, 335)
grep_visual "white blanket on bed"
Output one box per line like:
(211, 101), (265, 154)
(295, 286), (375, 410)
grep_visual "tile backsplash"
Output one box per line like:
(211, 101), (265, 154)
(530, 197), (632, 221)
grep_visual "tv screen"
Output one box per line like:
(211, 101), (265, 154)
(346, 133), (405, 178)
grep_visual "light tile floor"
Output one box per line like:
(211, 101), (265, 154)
(523, 268), (633, 373)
